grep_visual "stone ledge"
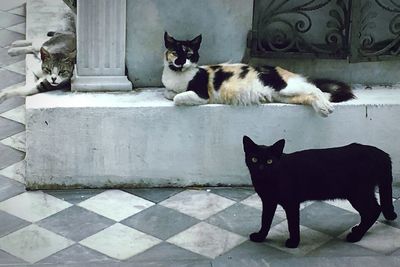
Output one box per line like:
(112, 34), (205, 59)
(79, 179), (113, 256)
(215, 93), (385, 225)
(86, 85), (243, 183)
(25, 88), (400, 189)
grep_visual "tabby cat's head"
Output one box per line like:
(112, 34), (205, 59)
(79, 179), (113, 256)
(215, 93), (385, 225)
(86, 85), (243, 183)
(243, 136), (285, 180)
(164, 32), (202, 72)
(40, 47), (76, 86)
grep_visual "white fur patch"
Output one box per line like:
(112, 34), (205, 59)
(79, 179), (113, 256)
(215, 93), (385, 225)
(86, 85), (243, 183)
(173, 91), (208, 105)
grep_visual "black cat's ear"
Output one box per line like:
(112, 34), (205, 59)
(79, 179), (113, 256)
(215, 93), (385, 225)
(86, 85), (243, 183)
(271, 139), (285, 157)
(243, 135), (257, 153)
(190, 34), (202, 50)
(40, 47), (50, 61)
(164, 32), (175, 49)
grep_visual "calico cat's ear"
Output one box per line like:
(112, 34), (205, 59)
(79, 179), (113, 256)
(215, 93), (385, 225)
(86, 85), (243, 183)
(271, 139), (285, 157)
(243, 135), (257, 153)
(40, 47), (50, 61)
(164, 32), (175, 49)
(190, 34), (202, 50)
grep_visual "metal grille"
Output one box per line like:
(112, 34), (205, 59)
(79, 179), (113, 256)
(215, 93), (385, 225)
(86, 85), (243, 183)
(249, 0), (400, 62)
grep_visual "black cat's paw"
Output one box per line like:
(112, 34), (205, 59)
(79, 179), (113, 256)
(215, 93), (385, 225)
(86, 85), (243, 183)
(346, 231), (363, 243)
(249, 232), (266, 243)
(383, 210), (397, 221)
(285, 238), (300, 248)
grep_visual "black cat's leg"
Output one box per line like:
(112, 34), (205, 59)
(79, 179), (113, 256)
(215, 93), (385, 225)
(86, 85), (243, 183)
(284, 203), (300, 248)
(347, 196), (381, 242)
(250, 201), (277, 242)
(379, 175), (397, 220)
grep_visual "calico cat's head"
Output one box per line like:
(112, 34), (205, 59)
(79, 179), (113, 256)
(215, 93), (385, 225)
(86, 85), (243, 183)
(40, 47), (76, 86)
(243, 136), (285, 182)
(164, 32), (202, 71)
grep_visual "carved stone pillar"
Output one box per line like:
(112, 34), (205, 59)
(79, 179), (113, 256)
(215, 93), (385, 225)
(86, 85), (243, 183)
(72, 0), (132, 91)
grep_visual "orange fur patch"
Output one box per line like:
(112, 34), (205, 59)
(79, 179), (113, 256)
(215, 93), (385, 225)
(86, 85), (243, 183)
(276, 67), (297, 82)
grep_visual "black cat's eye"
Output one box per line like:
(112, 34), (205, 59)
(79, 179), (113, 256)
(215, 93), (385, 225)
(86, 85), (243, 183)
(251, 157), (258, 163)
(267, 159), (273, 164)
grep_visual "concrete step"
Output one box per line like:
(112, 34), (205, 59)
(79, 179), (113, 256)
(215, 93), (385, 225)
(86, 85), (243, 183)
(25, 88), (400, 189)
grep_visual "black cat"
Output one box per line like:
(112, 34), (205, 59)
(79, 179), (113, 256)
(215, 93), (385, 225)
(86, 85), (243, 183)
(242, 136), (397, 248)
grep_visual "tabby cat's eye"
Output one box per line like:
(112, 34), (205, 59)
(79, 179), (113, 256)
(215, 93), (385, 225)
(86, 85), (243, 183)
(251, 157), (258, 163)
(267, 159), (273, 164)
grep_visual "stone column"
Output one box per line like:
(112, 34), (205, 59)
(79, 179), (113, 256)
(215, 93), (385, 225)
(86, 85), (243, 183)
(72, 0), (132, 91)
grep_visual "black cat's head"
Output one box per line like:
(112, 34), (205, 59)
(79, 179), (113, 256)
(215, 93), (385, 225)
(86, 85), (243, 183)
(243, 136), (285, 182)
(164, 32), (202, 72)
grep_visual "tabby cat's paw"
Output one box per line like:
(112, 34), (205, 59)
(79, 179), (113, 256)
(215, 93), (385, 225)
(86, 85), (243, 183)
(285, 238), (300, 248)
(249, 232), (266, 243)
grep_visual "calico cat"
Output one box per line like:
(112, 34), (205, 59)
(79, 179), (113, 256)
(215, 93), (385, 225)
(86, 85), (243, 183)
(0, 14), (75, 104)
(162, 32), (355, 117)
(243, 136), (397, 248)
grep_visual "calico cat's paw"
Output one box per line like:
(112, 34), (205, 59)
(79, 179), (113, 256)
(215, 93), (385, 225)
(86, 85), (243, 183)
(164, 89), (177, 100)
(285, 238), (300, 248)
(311, 96), (334, 117)
(249, 232), (266, 242)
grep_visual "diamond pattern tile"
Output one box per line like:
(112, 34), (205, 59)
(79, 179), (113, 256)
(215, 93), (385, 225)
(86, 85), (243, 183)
(0, 143), (24, 170)
(0, 210), (29, 238)
(0, 159), (25, 184)
(8, 6), (26, 16)
(0, 249), (27, 265)
(0, 224), (74, 263)
(37, 206), (115, 242)
(0, 174), (25, 201)
(79, 223), (161, 260)
(0, 191), (72, 222)
(7, 22), (26, 34)
(0, 104), (25, 124)
(209, 187), (255, 202)
(78, 189), (155, 221)
(307, 238), (380, 257)
(0, 47), (25, 68)
(0, 11), (25, 28)
(3, 60), (25, 75)
(0, 0), (26, 12)
(0, 93), (24, 113)
(125, 187), (184, 203)
(46, 189), (105, 204)
(0, 29), (24, 47)
(167, 222), (246, 259)
(160, 189), (235, 220)
(0, 116), (24, 139)
(121, 205), (199, 240)
(0, 131), (25, 152)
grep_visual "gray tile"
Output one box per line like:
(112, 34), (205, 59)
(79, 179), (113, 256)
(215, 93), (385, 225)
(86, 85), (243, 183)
(206, 203), (284, 237)
(0, 174), (25, 201)
(124, 187), (184, 203)
(37, 206), (115, 242)
(0, 1), (26, 12)
(0, 249), (27, 265)
(127, 242), (208, 262)
(121, 205), (199, 240)
(0, 68), (25, 88)
(0, 29), (24, 48)
(268, 256), (400, 267)
(0, 210), (29, 238)
(0, 11), (25, 28)
(207, 187), (255, 202)
(300, 202), (360, 237)
(0, 143), (24, 170)
(380, 199), (400, 229)
(38, 244), (117, 265)
(45, 189), (105, 204)
(0, 117), (24, 140)
(0, 96), (24, 113)
(307, 238), (381, 257)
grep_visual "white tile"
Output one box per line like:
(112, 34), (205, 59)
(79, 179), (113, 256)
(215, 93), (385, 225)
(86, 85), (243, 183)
(0, 131), (25, 152)
(0, 191), (72, 222)
(8, 6), (25, 16)
(0, 104), (25, 124)
(0, 224), (74, 263)
(241, 193), (313, 219)
(0, 0), (26, 11)
(3, 60), (25, 75)
(160, 189), (235, 220)
(0, 160), (25, 184)
(340, 221), (400, 254)
(79, 223), (160, 260)
(78, 190), (154, 221)
(7, 22), (25, 34)
(167, 222), (246, 259)
(265, 220), (332, 256)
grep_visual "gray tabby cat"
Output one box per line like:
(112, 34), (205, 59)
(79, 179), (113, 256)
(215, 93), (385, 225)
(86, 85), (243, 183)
(0, 13), (76, 104)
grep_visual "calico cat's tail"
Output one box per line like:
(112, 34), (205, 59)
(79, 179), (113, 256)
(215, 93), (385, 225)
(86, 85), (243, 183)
(312, 79), (355, 103)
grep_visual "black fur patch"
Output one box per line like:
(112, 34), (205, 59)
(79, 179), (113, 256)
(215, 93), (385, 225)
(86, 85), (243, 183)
(312, 78), (355, 102)
(209, 65), (222, 71)
(239, 66), (250, 79)
(256, 65), (287, 91)
(187, 68), (209, 99)
(213, 69), (234, 91)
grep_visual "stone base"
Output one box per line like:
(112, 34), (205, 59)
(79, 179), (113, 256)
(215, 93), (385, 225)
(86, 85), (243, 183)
(71, 74), (132, 92)
(25, 88), (400, 189)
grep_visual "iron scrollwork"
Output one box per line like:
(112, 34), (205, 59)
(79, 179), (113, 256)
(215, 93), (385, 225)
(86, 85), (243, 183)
(251, 0), (351, 58)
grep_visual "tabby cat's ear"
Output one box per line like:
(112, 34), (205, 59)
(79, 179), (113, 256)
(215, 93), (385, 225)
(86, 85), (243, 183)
(190, 34), (202, 50)
(271, 139), (285, 157)
(40, 47), (50, 61)
(164, 32), (175, 49)
(243, 135), (257, 153)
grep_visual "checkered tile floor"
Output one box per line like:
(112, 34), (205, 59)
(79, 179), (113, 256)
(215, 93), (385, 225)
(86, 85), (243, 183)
(1, 1), (400, 266)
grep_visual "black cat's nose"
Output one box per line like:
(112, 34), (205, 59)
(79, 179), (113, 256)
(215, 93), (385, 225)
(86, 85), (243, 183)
(174, 57), (186, 66)
(258, 165), (265, 171)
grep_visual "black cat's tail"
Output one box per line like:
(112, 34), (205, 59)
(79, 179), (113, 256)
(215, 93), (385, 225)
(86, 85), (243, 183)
(312, 79), (355, 103)
(378, 155), (397, 220)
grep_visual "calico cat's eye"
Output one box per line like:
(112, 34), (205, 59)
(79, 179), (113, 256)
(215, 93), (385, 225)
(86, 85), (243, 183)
(251, 157), (258, 163)
(170, 51), (177, 56)
(267, 159), (273, 164)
